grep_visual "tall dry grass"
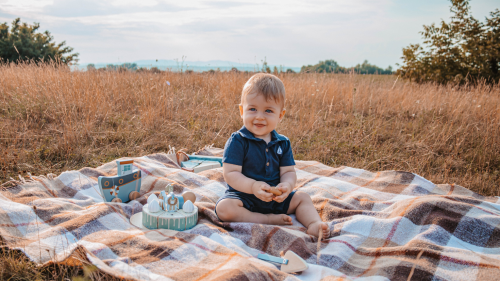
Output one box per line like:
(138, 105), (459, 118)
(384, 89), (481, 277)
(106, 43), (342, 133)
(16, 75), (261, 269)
(0, 240), (123, 280)
(1, 63), (499, 197)
(0, 63), (499, 279)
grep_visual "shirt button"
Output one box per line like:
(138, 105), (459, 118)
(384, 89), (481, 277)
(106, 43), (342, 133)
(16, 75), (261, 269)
(266, 149), (268, 152)
(267, 162), (269, 166)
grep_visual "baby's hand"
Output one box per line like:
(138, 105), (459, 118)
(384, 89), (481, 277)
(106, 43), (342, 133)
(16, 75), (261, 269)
(252, 181), (274, 202)
(273, 182), (293, 203)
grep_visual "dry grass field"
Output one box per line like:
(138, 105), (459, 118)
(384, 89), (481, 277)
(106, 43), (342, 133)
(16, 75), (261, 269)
(0, 63), (499, 279)
(1, 64), (499, 195)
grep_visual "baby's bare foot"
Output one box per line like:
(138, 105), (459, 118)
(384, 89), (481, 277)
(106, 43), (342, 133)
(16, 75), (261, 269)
(267, 214), (293, 225)
(307, 221), (330, 239)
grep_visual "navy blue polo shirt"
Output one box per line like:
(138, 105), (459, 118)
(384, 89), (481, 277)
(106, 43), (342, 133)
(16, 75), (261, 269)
(223, 126), (296, 192)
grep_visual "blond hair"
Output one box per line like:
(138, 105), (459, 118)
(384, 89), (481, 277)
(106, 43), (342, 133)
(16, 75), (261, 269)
(241, 73), (286, 109)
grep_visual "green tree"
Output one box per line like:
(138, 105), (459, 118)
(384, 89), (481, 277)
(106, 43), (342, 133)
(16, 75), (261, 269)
(0, 18), (78, 64)
(121, 63), (137, 70)
(397, 0), (500, 84)
(353, 60), (393, 74)
(301, 60), (345, 73)
(300, 59), (392, 74)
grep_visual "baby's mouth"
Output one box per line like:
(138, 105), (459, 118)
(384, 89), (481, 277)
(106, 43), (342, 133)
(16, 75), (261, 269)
(254, 123), (266, 128)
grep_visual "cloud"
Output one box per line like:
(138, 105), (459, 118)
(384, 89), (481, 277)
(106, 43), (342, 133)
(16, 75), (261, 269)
(29, 0), (387, 26)
(2, 0), (498, 68)
(2, 0), (53, 14)
(41, 0), (190, 18)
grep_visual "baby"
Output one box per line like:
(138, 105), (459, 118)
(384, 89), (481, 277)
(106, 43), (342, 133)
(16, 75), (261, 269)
(215, 73), (329, 239)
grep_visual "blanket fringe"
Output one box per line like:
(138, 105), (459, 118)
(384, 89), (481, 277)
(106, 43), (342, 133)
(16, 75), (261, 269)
(1, 179), (20, 189)
(1, 172), (58, 190)
(407, 250), (424, 281)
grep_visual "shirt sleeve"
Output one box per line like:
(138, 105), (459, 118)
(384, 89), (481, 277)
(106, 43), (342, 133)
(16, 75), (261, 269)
(222, 133), (245, 166)
(279, 140), (296, 167)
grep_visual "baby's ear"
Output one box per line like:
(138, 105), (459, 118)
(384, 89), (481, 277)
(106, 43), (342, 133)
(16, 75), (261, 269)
(279, 109), (286, 120)
(239, 104), (244, 117)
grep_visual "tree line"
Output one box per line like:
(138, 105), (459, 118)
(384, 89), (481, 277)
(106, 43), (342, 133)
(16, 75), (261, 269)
(300, 60), (393, 74)
(87, 63), (138, 71)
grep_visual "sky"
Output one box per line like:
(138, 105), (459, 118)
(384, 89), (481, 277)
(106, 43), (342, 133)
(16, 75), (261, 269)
(0, 0), (498, 68)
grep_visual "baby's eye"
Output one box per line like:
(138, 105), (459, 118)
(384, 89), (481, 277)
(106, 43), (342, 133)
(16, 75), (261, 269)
(249, 108), (256, 111)
(266, 109), (273, 113)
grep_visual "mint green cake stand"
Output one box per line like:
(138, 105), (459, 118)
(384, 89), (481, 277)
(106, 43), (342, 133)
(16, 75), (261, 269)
(130, 205), (198, 231)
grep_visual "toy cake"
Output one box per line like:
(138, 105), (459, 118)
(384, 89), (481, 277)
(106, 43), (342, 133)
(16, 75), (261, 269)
(139, 184), (198, 230)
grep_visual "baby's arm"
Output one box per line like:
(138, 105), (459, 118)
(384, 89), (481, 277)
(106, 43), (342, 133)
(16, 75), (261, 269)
(223, 163), (274, 202)
(273, 166), (297, 203)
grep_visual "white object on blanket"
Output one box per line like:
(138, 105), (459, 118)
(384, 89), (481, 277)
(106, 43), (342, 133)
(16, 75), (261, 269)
(147, 194), (158, 205)
(183, 200), (194, 213)
(181, 160), (221, 173)
(148, 199), (161, 213)
(257, 250), (308, 273)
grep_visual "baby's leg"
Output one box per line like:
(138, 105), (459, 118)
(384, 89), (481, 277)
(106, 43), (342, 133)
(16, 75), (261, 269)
(287, 191), (329, 239)
(216, 198), (292, 225)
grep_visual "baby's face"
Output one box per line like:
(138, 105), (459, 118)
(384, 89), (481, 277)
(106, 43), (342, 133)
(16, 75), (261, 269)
(239, 92), (285, 140)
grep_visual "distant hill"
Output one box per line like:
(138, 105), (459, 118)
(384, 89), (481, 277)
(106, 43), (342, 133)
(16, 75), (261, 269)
(134, 60), (256, 67)
(78, 60), (302, 73)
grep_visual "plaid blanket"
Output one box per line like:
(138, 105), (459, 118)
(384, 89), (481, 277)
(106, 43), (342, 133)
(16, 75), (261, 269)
(1, 148), (499, 280)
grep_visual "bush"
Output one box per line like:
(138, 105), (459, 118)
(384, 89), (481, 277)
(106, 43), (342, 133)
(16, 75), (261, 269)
(397, 0), (500, 84)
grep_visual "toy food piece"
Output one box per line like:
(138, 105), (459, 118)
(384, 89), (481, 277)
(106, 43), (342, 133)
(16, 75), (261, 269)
(257, 251), (308, 273)
(182, 191), (196, 204)
(111, 198), (122, 203)
(129, 191), (140, 201)
(147, 194), (158, 205)
(148, 199), (161, 213)
(281, 251), (308, 273)
(183, 200), (194, 213)
(160, 190), (167, 200)
(269, 186), (282, 196)
(165, 192), (179, 212)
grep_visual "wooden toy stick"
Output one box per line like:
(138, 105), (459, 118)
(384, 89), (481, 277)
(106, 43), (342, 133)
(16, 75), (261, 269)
(317, 227), (323, 264)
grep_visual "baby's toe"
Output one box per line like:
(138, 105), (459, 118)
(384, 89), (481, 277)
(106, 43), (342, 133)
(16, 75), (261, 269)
(283, 215), (293, 224)
(320, 223), (330, 238)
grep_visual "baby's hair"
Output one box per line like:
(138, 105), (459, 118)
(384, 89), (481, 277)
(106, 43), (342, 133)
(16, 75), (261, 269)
(241, 73), (286, 109)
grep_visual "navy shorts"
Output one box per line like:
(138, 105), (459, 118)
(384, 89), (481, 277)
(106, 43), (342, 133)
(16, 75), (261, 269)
(215, 190), (296, 221)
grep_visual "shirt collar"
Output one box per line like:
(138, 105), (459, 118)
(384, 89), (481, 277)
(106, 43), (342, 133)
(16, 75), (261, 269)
(238, 126), (286, 142)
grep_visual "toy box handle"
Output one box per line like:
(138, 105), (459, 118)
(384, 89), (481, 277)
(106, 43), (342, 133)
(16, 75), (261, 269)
(176, 151), (194, 172)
